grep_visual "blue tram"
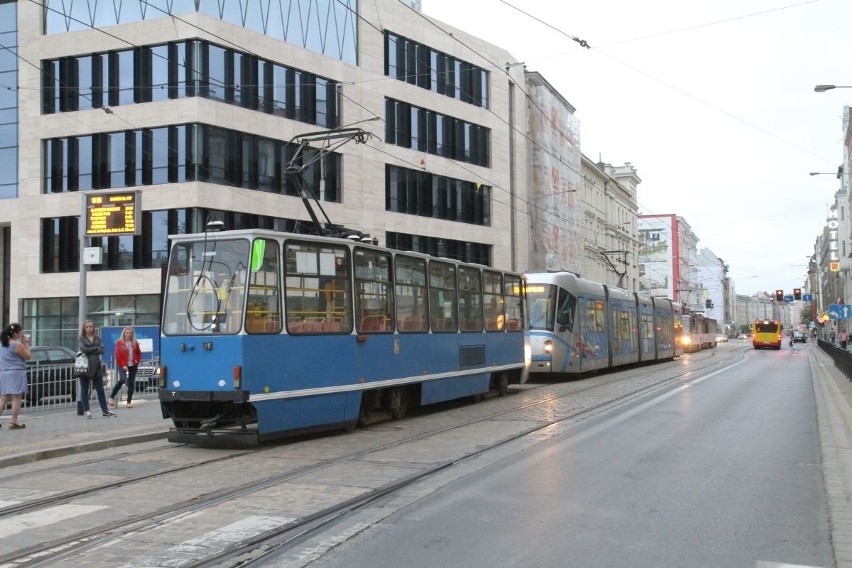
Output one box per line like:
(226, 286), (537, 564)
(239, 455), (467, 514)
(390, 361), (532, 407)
(158, 228), (530, 444)
(525, 272), (683, 376)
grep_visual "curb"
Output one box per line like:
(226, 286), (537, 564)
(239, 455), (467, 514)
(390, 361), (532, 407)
(0, 430), (169, 469)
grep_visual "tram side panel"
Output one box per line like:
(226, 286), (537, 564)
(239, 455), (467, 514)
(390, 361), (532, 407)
(636, 293), (656, 362)
(651, 297), (679, 360)
(606, 285), (639, 368)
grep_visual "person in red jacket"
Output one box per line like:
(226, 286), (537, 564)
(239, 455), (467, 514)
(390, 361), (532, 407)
(109, 326), (142, 408)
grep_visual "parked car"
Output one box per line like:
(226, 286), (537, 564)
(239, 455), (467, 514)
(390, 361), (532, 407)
(135, 358), (160, 391)
(793, 331), (807, 343)
(25, 346), (78, 405)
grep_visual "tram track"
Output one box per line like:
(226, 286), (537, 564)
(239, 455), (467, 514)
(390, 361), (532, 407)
(0, 346), (747, 567)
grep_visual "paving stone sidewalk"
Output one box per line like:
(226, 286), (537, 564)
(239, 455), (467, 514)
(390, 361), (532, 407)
(0, 398), (169, 468)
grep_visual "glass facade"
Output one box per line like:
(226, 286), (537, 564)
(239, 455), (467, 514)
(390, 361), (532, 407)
(44, 0), (358, 65)
(42, 40), (339, 129)
(385, 32), (488, 109)
(0, 0), (16, 199)
(21, 295), (161, 352)
(41, 208), (317, 275)
(43, 123), (342, 198)
(385, 98), (490, 167)
(23, 0), (505, 337)
(386, 165), (490, 226)
(386, 231), (491, 266)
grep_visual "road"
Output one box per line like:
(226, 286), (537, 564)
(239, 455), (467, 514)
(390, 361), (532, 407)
(0, 342), (839, 567)
(285, 342), (832, 568)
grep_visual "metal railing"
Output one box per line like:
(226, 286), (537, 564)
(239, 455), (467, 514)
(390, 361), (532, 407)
(818, 338), (852, 380)
(18, 362), (158, 412)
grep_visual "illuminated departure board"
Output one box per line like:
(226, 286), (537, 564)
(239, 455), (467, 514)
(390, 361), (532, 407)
(85, 192), (141, 236)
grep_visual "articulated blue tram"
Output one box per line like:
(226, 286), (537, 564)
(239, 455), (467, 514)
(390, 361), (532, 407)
(158, 228), (530, 444)
(525, 271), (683, 376)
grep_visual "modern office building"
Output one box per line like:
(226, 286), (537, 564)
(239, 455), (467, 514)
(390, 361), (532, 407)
(1, 0), (541, 346)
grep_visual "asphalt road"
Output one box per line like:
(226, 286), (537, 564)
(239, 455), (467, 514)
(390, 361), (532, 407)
(298, 344), (831, 568)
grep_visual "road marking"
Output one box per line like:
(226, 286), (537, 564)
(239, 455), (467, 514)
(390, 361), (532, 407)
(755, 562), (825, 568)
(0, 504), (106, 538)
(168, 515), (294, 554)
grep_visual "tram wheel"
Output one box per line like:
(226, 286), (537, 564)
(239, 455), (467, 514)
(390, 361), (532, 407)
(495, 373), (509, 397)
(390, 388), (408, 419)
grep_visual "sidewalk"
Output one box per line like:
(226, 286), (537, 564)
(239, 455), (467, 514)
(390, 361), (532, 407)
(0, 397), (169, 468)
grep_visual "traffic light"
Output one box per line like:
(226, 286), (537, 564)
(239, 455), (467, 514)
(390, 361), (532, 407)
(775, 289), (784, 302)
(793, 288), (802, 301)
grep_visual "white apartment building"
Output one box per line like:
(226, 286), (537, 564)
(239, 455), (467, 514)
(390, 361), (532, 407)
(580, 156), (640, 290)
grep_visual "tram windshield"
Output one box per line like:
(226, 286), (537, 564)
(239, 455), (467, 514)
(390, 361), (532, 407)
(163, 238), (251, 335)
(526, 283), (576, 332)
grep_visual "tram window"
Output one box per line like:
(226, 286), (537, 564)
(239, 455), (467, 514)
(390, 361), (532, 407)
(526, 282), (553, 331)
(586, 299), (605, 332)
(504, 274), (523, 331)
(246, 239), (282, 334)
(458, 266), (483, 332)
(429, 261), (457, 332)
(355, 248), (393, 333)
(612, 310), (628, 353)
(641, 313), (653, 339)
(395, 255), (428, 332)
(483, 271), (504, 331)
(163, 239), (249, 335)
(284, 241), (352, 334)
(555, 289), (576, 331)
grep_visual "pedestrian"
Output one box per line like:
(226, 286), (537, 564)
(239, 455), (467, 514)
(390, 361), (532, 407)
(109, 326), (142, 408)
(78, 320), (117, 419)
(0, 323), (31, 429)
(841, 327), (849, 350)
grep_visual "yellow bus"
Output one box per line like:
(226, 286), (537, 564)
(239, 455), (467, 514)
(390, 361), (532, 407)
(752, 319), (782, 350)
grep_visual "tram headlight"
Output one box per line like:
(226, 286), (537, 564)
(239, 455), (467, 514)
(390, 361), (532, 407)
(682, 336), (691, 346)
(543, 339), (553, 354)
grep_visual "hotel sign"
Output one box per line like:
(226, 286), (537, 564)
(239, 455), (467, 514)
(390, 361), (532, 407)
(828, 209), (840, 271)
(85, 191), (140, 237)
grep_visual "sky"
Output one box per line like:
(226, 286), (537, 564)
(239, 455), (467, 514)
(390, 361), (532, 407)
(419, 0), (851, 297)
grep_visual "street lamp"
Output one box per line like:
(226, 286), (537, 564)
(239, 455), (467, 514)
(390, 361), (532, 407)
(814, 84), (852, 93)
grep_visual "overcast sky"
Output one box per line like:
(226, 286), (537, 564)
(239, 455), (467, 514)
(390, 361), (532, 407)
(420, 0), (851, 297)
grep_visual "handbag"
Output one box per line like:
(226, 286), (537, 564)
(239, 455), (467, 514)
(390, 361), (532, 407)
(74, 352), (90, 379)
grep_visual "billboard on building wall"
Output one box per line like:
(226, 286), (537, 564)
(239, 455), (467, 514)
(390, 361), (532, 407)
(638, 218), (673, 297)
(528, 85), (582, 273)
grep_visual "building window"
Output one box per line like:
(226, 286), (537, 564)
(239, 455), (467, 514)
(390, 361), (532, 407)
(42, 40), (340, 129)
(386, 165), (490, 226)
(42, 123), (343, 200)
(21, 295), (161, 352)
(386, 232), (491, 266)
(384, 32), (489, 109)
(384, 99), (489, 167)
(0, 0), (17, 200)
(40, 208), (319, 275)
(44, 0), (358, 66)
